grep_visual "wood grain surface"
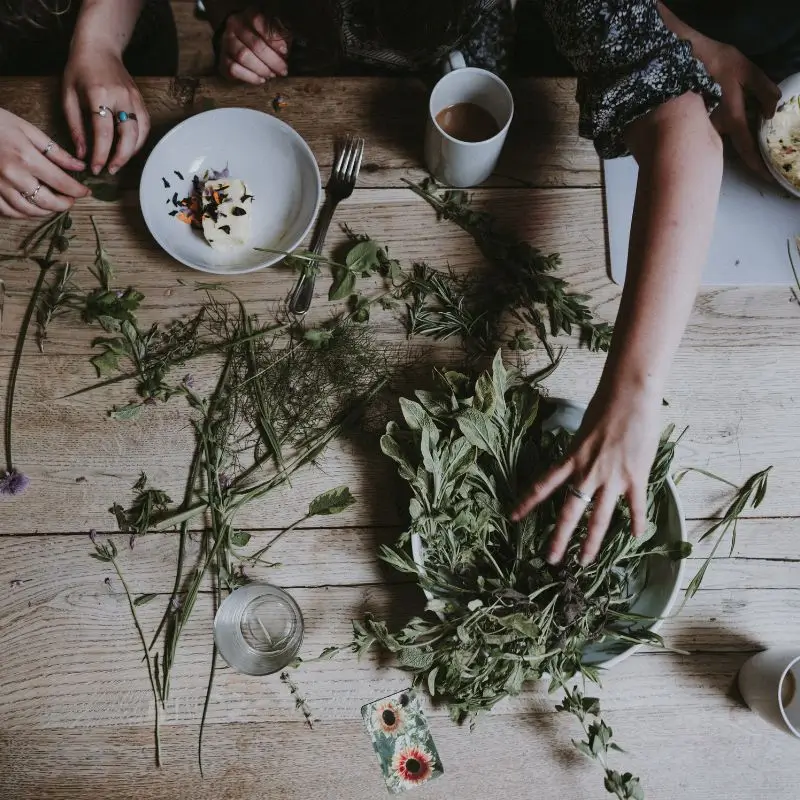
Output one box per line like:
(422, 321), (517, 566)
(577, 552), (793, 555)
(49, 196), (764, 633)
(1, 77), (799, 800)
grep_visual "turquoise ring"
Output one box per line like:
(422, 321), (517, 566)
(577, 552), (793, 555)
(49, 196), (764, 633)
(116, 111), (138, 123)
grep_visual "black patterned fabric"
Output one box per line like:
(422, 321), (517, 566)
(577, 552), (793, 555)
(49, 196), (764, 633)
(538, 0), (721, 157)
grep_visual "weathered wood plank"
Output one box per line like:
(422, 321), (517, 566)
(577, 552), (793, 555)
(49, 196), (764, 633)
(2, 700), (798, 800)
(0, 77), (599, 188)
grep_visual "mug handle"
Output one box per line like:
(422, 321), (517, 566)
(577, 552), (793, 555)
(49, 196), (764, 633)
(443, 49), (467, 74)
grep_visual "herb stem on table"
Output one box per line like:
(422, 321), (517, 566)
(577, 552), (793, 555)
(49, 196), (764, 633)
(92, 539), (161, 768)
(3, 213), (70, 494)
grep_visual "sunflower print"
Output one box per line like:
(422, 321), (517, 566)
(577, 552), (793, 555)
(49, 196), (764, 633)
(375, 701), (405, 734)
(392, 745), (434, 786)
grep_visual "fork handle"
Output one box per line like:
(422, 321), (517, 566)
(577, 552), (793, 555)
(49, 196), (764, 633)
(289, 198), (337, 314)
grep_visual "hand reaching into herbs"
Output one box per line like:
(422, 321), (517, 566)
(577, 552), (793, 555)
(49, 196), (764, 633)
(216, 7), (290, 84)
(0, 109), (89, 219)
(62, 0), (152, 176)
(514, 92), (723, 565)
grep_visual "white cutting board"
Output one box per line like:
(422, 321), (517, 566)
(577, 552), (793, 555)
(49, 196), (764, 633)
(604, 155), (800, 285)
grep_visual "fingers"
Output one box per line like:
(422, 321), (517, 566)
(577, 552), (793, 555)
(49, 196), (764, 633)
(547, 489), (595, 565)
(728, 115), (770, 178)
(511, 457), (574, 521)
(236, 26), (288, 75)
(1, 164), (75, 213)
(89, 96), (115, 175)
(0, 195), (24, 219)
(108, 116), (139, 175)
(62, 87), (88, 161)
(0, 186), (51, 218)
(230, 35), (278, 79)
(221, 55), (268, 85)
(133, 98), (150, 154)
(45, 142), (87, 173)
(627, 486), (647, 541)
(29, 153), (89, 199)
(747, 63), (781, 118)
(580, 486), (619, 565)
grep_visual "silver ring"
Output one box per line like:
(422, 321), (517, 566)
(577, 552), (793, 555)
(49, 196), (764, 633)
(95, 105), (112, 118)
(42, 140), (55, 156)
(566, 483), (593, 505)
(22, 182), (42, 205)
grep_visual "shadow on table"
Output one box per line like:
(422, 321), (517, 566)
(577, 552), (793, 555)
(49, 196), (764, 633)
(665, 622), (763, 706)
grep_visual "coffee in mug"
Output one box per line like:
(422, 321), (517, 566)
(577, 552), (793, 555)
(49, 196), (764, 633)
(434, 102), (500, 143)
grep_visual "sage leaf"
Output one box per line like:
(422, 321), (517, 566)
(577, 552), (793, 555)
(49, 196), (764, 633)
(109, 403), (142, 421)
(308, 485), (356, 516)
(230, 530), (252, 547)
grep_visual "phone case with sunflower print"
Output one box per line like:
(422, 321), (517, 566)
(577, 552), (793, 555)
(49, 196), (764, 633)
(361, 689), (444, 793)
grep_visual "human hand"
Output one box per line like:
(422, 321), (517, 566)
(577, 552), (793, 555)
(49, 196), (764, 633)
(512, 387), (662, 566)
(217, 8), (289, 85)
(0, 108), (89, 219)
(694, 38), (780, 176)
(62, 46), (150, 176)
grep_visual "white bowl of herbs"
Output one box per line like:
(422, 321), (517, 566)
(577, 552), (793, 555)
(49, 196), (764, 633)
(376, 353), (689, 716)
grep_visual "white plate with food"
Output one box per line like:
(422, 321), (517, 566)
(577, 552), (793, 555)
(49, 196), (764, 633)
(140, 108), (321, 274)
(760, 72), (800, 199)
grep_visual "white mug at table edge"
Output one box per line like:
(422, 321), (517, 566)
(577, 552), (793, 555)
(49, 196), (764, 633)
(424, 50), (514, 188)
(737, 649), (800, 738)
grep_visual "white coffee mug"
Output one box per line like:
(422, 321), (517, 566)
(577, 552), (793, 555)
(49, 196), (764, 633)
(423, 50), (514, 188)
(738, 649), (800, 738)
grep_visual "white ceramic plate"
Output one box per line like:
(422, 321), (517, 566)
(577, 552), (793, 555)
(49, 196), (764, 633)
(140, 108), (321, 274)
(411, 398), (687, 670)
(759, 72), (800, 200)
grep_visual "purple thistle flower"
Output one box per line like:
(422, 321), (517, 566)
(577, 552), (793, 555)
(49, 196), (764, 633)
(219, 472), (232, 490)
(115, 290), (124, 299)
(0, 470), (30, 497)
(183, 374), (195, 388)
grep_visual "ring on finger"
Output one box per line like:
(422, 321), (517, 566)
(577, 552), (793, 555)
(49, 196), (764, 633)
(565, 483), (593, 506)
(95, 105), (113, 118)
(21, 182), (42, 206)
(116, 111), (138, 124)
(42, 140), (56, 156)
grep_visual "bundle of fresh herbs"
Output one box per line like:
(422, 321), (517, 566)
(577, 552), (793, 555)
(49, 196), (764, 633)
(337, 351), (770, 799)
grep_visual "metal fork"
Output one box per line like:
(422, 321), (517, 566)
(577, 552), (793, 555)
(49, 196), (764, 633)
(288, 135), (365, 315)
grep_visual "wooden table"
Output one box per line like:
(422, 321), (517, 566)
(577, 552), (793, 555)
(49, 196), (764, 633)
(1, 76), (799, 800)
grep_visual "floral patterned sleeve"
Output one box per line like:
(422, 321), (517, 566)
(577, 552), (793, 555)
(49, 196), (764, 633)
(537, 0), (721, 158)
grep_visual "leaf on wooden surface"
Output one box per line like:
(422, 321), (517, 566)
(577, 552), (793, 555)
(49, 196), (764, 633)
(308, 485), (356, 516)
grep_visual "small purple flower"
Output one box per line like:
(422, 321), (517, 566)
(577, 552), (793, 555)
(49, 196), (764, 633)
(219, 473), (232, 490)
(182, 374), (195, 388)
(0, 470), (30, 497)
(129, 533), (136, 550)
(89, 529), (98, 544)
(170, 596), (183, 613)
(115, 290), (125, 299)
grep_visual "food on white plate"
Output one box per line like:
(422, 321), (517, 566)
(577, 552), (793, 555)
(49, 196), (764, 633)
(201, 178), (253, 250)
(764, 95), (800, 189)
(168, 166), (254, 250)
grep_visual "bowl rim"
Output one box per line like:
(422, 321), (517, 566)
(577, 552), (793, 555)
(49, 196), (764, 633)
(139, 107), (322, 275)
(758, 77), (800, 200)
(409, 397), (688, 671)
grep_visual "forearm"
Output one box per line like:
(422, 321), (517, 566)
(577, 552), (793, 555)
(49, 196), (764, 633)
(71, 0), (146, 56)
(600, 92), (723, 401)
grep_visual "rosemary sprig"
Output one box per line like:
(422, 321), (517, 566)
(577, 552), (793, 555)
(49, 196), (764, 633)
(280, 671), (315, 729)
(90, 537), (161, 767)
(36, 262), (81, 353)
